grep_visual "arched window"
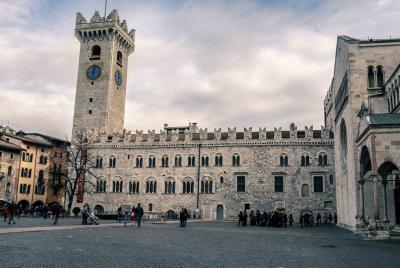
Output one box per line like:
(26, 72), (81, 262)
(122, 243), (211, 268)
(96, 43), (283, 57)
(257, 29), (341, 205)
(117, 51), (123, 66)
(232, 154), (240, 166)
(340, 119), (348, 168)
(301, 184), (310, 197)
(28, 169), (32, 178)
(96, 157), (103, 168)
(135, 156), (143, 168)
(188, 155), (195, 167)
(38, 170), (44, 182)
(368, 66), (375, 88)
(182, 177), (194, 194)
(39, 155), (44, 164)
(146, 178), (157, 193)
(318, 153), (328, 166)
(112, 179), (123, 193)
(201, 177), (213, 193)
(7, 166), (12, 176)
(22, 152), (26, 161)
(201, 155), (209, 166)
(5, 182), (11, 193)
(96, 179), (106, 193)
(109, 156), (116, 168)
(279, 154), (288, 166)
(148, 156), (156, 168)
(175, 155), (182, 167)
(377, 65), (384, 87)
(161, 155), (169, 167)
(301, 153), (310, 166)
(129, 181), (139, 193)
(215, 154), (223, 166)
(91, 45), (101, 59)
(164, 178), (176, 194)
(360, 146), (372, 178)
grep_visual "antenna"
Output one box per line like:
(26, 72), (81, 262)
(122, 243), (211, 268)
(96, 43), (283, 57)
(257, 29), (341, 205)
(103, 0), (108, 20)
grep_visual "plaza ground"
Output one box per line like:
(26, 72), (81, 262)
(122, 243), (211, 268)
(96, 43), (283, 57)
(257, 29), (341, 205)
(1, 219), (400, 268)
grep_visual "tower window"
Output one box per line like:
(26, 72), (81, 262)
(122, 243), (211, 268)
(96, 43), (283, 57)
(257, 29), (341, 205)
(88, 110), (92, 114)
(91, 81), (94, 86)
(89, 98), (93, 102)
(91, 45), (101, 59)
(377, 65), (384, 88)
(117, 51), (123, 67)
(368, 66), (374, 88)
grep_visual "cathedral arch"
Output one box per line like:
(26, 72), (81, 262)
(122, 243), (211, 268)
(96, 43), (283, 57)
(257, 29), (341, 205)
(368, 65), (374, 88)
(377, 65), (384, 87)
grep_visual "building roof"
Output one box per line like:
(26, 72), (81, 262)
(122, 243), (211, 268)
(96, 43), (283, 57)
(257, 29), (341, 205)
(368, 113), (400, 125)
(25, 133), (69, 145)
(1, 132), (53, 147)
(0, 140), (24, 151)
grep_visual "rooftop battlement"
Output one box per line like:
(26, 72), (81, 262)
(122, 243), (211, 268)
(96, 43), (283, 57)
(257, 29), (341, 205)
(75, 9), (135, 54)
(82, 123), (334, 146)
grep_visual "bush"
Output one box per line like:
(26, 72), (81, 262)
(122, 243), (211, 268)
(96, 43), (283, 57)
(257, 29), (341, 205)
(72, 207), (81, 215)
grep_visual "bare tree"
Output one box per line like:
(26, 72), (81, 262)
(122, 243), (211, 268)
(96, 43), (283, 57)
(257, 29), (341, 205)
(62, 132), (98, 216)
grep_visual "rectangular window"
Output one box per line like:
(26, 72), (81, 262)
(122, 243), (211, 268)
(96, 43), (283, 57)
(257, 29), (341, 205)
(88, 110), (92, 114)
(89, 98), (93, 102)
(237, 176), (246, 192)
(244, 203), (250, 210)
(314, 176), (324, 192)
(275, 176), (284, 192)
(148, 203), (153, 212)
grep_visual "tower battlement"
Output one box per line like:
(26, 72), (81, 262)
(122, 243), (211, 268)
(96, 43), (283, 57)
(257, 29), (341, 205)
(75, 10), (135, 55)
(84, 123), (334, 146)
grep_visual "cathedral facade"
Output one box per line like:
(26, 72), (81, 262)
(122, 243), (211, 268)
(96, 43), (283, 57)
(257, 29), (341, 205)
(71, 10), (336, 220)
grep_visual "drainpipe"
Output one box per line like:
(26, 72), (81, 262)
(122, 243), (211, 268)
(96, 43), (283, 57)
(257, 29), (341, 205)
(196, 143), (201, 209)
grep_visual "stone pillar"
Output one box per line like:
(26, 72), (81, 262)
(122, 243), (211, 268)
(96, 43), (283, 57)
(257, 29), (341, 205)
(372, 175), (380, 225)
(359, 180), (365, 223)
(382, 176), (389, 223)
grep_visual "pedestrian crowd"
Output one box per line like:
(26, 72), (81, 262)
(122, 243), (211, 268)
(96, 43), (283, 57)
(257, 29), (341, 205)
(237, 209), (338, 228)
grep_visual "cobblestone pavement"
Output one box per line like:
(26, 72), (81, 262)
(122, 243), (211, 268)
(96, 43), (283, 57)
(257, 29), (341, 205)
(1, 221), (400, 268)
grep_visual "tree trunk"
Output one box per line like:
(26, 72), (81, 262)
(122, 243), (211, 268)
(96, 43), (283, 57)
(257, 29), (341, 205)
(66, 196), (74, 217)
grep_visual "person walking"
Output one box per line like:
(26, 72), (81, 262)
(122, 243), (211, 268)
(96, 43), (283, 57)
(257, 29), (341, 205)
(43, 205), (48, 219)
(179, 208), (185, 227)
(135, 203), (144, 227)
(283, 213), (288, 227)
(7, 201), (17, 224)
(82, 204), (89, 225)
(243, 211), (248, 226)
(17, 204), (23, 219)
(255, 210), (261, 226)
(238, 211), (243, 226)
(51, 204), (60, 225)
(289, 214), (293, 226)
(130, 206), (136, 225)
(3, 205), (8, 223)
(183, 208), (188, 227)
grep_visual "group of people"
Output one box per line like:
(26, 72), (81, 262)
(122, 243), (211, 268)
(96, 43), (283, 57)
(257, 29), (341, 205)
(1, 201), (62, 225)
(300, 212), (337, 228)
(238, 210), (293, 227)
(115, 203), (144, 227)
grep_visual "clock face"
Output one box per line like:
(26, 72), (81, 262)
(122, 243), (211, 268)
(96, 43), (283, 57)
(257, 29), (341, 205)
(115, 70), (122, 86)
(86, 65), (101, 80)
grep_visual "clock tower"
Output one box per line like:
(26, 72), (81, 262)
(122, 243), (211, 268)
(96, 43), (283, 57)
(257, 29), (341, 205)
(72, 10), (135, 135)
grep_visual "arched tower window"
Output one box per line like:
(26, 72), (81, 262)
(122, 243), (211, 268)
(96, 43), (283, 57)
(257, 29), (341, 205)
(368, 66), (375, 88)
(91, 45), (101, 59)
(117, 51), (123, 66)
(279, 154), (288, 166)
(377, 65), (384, 88)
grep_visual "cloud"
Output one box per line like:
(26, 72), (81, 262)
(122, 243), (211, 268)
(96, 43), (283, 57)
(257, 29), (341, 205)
(1, 0), (400, 137)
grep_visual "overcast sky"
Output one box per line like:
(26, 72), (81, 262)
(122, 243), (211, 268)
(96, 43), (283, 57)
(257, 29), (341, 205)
(1, 0), (400, 138)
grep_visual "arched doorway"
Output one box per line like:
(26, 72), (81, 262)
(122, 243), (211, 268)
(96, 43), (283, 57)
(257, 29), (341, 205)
(166, 210), (177, 220)
(94, 205), (104, 214)
(32, 200), (45, 208)
(378, 161), (400, 225)
(216, 204), (224, 221)
(17, 200), (30, 210)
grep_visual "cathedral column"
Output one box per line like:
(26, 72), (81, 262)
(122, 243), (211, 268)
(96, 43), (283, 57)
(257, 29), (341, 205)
(359, 179), (365, 223)
(382, 176), (389, 223)
(372, 175), (380, 225)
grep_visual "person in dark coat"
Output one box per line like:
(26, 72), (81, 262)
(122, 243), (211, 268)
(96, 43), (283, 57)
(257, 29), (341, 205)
(51, 204), (61, 225)
(283, 213), (288, 227)
(250, 210), (255, 226)
(179, 208), (185, 227)
(135, 203), (144, 227)
(243, 211), (248, 226)
(255, 210), (261, 226)
(334, 213), (338, 225)
(183, 208), (188, 227)
(238, 211), (243, 226)
(7, 201), (17, 224)
(289, 214), (293, 226)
